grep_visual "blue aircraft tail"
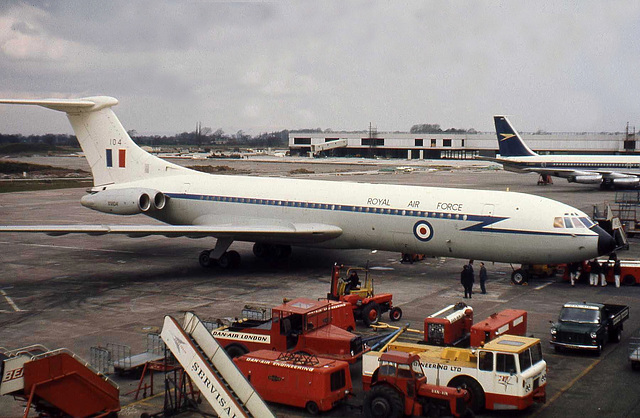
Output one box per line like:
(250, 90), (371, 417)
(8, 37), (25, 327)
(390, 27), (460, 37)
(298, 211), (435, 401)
(494, 115), (537, 157)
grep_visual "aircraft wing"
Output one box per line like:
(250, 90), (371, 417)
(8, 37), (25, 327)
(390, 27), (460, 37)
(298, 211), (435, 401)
(0, 223), (343, 244)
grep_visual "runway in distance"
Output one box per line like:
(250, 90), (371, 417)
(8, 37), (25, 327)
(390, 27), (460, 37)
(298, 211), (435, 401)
(488, 115), (640, 188)
(0, 97), (616, 267)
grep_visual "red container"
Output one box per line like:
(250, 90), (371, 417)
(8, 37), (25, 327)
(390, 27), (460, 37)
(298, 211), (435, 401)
(470, 309), (527, 347)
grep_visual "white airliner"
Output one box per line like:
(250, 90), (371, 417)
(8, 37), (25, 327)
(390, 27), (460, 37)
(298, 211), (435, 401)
(489, 115), (640, 188)
(0, 97), (616, 267)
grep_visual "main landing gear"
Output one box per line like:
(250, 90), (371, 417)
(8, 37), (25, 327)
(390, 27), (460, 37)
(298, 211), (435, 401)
(198, 240), (293, 269)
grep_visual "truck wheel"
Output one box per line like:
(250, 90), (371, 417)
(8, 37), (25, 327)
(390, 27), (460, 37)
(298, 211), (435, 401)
(623, 275), (636, 286)
(389, 307), (403, 322)
(596, 343), (603, 356)
(305, 401), (319, 415)
(225, 345), (247, 359)
(511, 269), (528, 285)
(449, 376), (485, 413)
(363, 302), (381, 327)
(363, 384), (404, 418)
(611, 329), (622, 343)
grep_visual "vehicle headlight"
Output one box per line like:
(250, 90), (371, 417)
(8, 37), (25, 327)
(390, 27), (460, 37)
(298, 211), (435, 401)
(550, 328), (557, 335)
(590, 332), (597, 339)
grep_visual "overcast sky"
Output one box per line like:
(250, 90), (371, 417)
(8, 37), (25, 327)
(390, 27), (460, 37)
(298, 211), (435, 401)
(1, 1), (639, 136)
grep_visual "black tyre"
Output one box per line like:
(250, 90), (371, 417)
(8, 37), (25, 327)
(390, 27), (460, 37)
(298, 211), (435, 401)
(596, 343), (603, 356)
(218, 252), (233, 269)
(363, 302), (381, 327)
(623, 275), (636, 286)
(389, 307), (403, 322)
(199, 250), (212, 268)
(449, 376), (485, 413)
(227, 250), (241, 268)
(305, 401), (319, 415)
(363, 384), (404, 418)
(554, 345), (563, 354)
(252, 242), (269, 258)
(632, 362), (640, 371)
(225, 345), (247, 359)
(610, 328), (622, 343)
(511, 269), (528, 285)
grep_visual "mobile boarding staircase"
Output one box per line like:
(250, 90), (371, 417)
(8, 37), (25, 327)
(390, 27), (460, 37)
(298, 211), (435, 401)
(160, 311), (275, 418)
(0, 345), (119, 417)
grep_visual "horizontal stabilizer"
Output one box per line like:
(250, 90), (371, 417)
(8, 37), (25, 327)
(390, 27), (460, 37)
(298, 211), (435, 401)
(0, 97), (117, 113)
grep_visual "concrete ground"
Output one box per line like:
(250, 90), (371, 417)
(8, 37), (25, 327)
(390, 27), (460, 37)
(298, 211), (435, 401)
(1, 157), (639, 417)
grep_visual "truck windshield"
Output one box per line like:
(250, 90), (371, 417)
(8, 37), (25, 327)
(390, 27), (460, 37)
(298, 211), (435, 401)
(559, 307), (599, 324)
(518, 343), (543, 372)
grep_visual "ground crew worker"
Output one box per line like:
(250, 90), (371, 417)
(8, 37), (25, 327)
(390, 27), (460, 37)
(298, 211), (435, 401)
(461, 264), (474, 298)
(568, 262), (580, 287)
(479, 262), (487, 294)
(613, 255), (622, 288)
(600, 257), (609, 287)
(345, 271), (360, 294)
(589, 259), (600, 286)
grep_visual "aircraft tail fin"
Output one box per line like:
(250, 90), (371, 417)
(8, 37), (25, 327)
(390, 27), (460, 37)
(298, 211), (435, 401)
(493, 115), (537, 157)
(0, 96), (189, 187)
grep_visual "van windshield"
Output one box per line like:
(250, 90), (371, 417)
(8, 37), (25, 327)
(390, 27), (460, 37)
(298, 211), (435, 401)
(559, 307), (599, 324)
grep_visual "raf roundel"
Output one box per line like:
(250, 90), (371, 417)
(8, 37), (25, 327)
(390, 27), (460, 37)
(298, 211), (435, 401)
(413, 220), (433, 242)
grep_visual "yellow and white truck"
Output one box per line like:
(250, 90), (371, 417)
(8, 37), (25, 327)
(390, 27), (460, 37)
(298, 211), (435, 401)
(362, 334), (546, 413)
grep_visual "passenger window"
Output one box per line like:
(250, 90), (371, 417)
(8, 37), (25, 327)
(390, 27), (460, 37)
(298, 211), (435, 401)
(553, 217), (563, 228)
(496, 353), (517, 374)
(478, 351), (493, 371)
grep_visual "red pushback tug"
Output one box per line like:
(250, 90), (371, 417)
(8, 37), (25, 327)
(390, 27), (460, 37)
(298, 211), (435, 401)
(0, 345), (119, 417)
(234, 350), (352, 415)
(362, 350), (469, 417)
(327, 264), (402, 326)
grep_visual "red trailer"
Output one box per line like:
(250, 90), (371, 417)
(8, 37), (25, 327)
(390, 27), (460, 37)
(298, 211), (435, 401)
(234, 350), (352, 415)
(470, 309), (527, 347)
(424, 303), (474, 346)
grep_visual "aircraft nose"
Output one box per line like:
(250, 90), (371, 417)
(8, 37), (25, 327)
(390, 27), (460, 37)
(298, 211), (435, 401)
(594, 225), (617, 256)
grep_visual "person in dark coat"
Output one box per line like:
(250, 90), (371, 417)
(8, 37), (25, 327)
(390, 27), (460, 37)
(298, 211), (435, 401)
(461, 264), (474, 298)
(345, 271), (360, 294)
(479, 262), (488, 294)
(568, 261), (580, 287)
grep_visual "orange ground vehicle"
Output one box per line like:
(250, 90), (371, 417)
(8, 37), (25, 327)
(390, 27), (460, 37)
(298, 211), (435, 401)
(563, 259), (640, 286)
(327, 264), (402, 326)
(234, 350), (352, 415)
(362, 350), (469, 417)
(213, 297), (364, 363)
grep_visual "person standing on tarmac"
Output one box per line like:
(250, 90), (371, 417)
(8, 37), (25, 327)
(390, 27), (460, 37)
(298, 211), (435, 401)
(568, 262), (580, 287)
(479, 262), (487, 294)
(589, 259), (600, 286)
(600, 257), (609, 287)
(612, 254), (621, 288)
(461, 264), (474, 298)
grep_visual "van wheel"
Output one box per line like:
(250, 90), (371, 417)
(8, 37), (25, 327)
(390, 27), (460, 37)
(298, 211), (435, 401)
(363, 302), (381, 327)
(611, 329), (622, 343)
(449, 376), (485, 413)
(511, 269), (528, 285)
(363, 384), (404, 418)
(305, 401), (319, 415)
(623, 275), (636, 286)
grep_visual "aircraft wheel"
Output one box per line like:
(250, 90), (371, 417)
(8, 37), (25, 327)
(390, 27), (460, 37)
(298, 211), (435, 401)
(218, 252), (233, 269)
(389, 307), (403, 322)
(511, 269), (528, 285)
(363, 302), (381, 327)
(252, 242), (269, 258)
(199, 250), (213, 268)
(227, 250), (241, 268)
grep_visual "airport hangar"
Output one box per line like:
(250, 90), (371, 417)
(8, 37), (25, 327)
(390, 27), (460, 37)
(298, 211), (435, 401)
(289, 129), (638, 159)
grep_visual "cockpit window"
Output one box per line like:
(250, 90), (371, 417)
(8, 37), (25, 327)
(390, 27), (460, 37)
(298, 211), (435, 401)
(579, 217), (595, 228)
(563, 218), (573, 228)
(553, 217), (563, 228)
(571, 218), (585, 228)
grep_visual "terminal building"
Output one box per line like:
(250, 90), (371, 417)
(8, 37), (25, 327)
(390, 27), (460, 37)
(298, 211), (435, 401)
(289, 129), (637, 159)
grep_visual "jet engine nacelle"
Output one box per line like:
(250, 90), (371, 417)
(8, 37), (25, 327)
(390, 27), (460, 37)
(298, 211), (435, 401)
(612, 177), (640, 187)
(81, 188), (166, 215)
(568, 174), (603, 184)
